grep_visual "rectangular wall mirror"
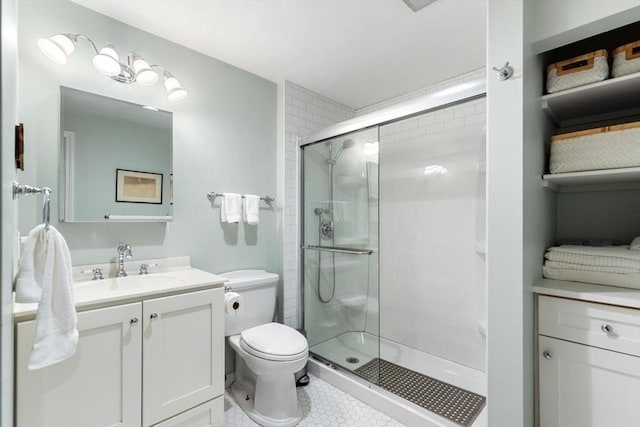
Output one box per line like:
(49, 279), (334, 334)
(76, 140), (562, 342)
(59, 87), (173, 222)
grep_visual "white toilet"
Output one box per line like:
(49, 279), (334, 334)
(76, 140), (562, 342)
(222, 270), (308, 427)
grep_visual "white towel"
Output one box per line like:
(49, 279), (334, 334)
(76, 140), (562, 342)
(15, 224), (78, 370)
(544, 260), (640, 274)
(631, 236), (640, 251)
(545, 250), (640, 270)
(548, 245), (640, 262)
(543, 265), (640, 290)
(243, 195), (260, 225)
(221, 193), (242, 223)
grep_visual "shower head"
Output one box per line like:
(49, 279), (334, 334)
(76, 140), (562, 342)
(342, 139), (355, 149)
(328, 139), (354, 164)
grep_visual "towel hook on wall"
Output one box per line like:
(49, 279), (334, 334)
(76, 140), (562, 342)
(13, 181), (52, 231)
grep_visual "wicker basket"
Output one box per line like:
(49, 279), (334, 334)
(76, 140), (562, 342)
(612, 41), (640, 78)
(550, 122), (640, 173)
(546, 50), (608, 94)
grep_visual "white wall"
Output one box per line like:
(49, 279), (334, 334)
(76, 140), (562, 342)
(1, 1), (18, 425)
(532, 0), (640, 52)
(17, 1), (278, 276)
(282, 81), (355, 328)
(379, 99), (486, 371)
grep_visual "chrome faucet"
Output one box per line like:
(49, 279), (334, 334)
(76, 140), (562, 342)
(116, 242), (133, 277)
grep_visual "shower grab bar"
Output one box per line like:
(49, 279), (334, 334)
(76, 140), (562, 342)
(301, 244), (373, 255)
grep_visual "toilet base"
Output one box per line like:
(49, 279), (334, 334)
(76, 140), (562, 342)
(231, 382), (302, 427)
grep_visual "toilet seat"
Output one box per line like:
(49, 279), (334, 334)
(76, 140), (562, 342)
(240, 322), (308, 362)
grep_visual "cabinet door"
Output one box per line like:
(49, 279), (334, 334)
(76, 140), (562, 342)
(143, 288), (224, 426)
(539, 335), (640, 427)
(16, 303), (142, 427)
(153, 397), (223, 427)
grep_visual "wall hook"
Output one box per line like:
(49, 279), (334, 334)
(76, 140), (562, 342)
(492, 62), (514, 81)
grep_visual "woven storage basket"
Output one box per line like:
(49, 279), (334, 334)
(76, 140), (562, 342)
(546, 50), (608, 93)
(550, 122), (640, 173)
(612, 41), (640, 78)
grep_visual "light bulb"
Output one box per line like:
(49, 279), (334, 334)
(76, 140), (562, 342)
(132, 55), (159, 86)
(164, 73), (188, 102)
(37, 34), (76, 64)
(92, 44), (121, 76)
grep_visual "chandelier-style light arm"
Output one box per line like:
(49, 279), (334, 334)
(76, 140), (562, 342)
(67, 33), (100, 55)
(38, 33), (188, 101)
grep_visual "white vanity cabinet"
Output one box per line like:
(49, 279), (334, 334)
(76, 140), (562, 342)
(16, 302), (143, 427)
(143, 288), (224, 426)
(15, 282), (225, 427)
(537, 295), (640, 427)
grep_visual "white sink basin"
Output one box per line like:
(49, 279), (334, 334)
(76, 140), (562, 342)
(75, 274), (178, 292)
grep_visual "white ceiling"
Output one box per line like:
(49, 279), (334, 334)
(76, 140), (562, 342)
(71, 0), (486, 109)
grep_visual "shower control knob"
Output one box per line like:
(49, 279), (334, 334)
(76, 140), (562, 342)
(543, 351), (552, 360)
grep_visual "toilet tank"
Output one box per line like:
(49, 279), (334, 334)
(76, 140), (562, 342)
(221, 269), (279, 336)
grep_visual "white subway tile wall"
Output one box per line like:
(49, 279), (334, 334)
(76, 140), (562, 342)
(355, 68), (485, 116)
(282, 68), (486, 329)
(283, 81), (355, 328)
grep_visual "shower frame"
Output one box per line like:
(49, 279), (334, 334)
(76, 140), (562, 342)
(298, 77), (487, 362)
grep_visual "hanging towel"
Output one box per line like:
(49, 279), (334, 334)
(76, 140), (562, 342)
(221, 193), (242, 223)
(15, 224), (78, 370)
(243, 195), (260, 225)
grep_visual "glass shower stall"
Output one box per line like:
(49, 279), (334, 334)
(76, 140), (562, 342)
(300, 79), (487, 424)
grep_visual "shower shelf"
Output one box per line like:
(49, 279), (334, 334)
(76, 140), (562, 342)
(337, 295), (368, 309)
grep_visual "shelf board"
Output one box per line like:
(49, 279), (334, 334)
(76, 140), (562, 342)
(542, 167), (640, 191)
(542, 72), (640, 126)
(533, 278), (640, 309)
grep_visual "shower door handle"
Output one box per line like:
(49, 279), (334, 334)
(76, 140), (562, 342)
(301, 244), (373, 255)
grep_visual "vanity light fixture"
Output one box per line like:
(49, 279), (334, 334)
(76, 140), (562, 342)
(37, 33), (187, 102)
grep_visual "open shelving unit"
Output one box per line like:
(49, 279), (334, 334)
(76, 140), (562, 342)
(542, 166), (640, 192)
(542, 72), (640, 127)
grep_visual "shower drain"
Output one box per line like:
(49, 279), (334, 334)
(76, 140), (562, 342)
(346, 357), (360, 364)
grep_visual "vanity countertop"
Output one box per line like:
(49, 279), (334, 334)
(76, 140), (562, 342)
(533, 278), (640, 309)
(14, 267), (227, 321)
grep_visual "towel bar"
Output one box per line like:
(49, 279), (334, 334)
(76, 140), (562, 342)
(301, 244), (373, 255)
(206, 192), (274, 203)
(13, 181), (51, 231)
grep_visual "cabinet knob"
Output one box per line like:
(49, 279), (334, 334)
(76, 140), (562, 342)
(543, 350), (552, 360)
(130, 318), (138, 324)
(601, 324), (613, 334)
(150, 313), (159, 320)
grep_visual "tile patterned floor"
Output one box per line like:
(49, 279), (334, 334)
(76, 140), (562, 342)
(224, 374), (406, 427)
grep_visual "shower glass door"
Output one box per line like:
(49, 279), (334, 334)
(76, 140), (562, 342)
(302, 126), (379, 375)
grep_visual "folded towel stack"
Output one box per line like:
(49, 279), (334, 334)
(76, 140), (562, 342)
(542, 241), (640, 290)
(15, 224), (78, 370)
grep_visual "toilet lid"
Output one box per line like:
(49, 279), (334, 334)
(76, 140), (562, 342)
(240, 322), (308, 358)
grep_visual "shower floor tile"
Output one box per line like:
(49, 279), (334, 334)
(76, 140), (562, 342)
(223, 373), (405, 427)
